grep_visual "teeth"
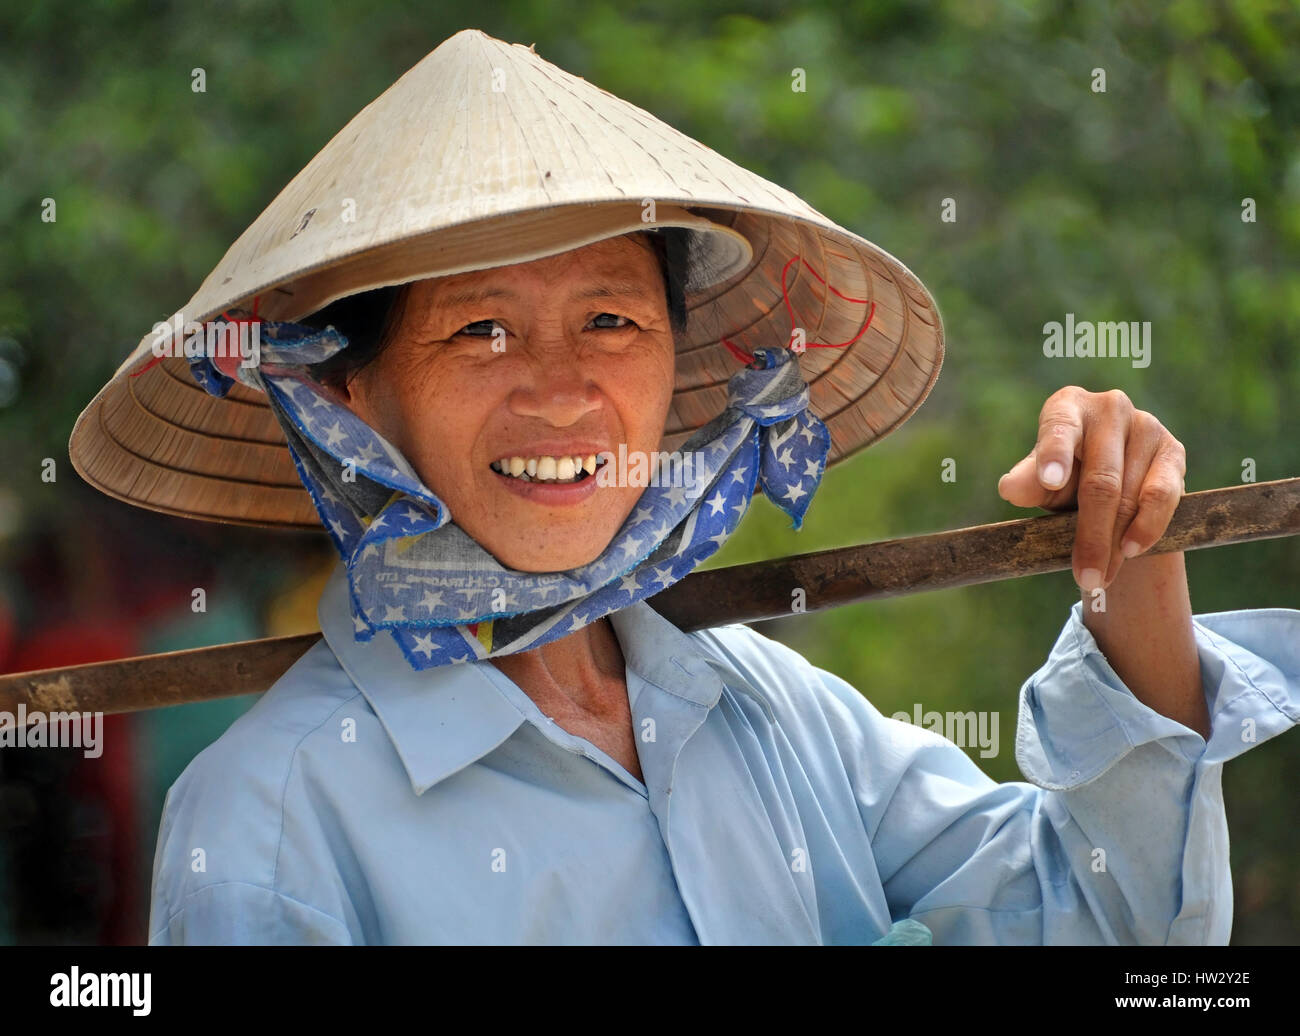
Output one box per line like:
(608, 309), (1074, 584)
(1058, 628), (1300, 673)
(491, 453), (607, 484)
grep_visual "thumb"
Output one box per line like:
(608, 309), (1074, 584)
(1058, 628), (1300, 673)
(998, 451), (1070, 509)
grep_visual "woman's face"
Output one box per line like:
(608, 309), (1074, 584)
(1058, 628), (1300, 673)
(332, 234), (678, 572)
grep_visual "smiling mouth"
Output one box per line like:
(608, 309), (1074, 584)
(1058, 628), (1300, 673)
(489, 454), (608, 484)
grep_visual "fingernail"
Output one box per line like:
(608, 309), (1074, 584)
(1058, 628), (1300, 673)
(1121, 539), (1141, 558)
(1079, 567), (1103, 591)
(1041, 461), (1066, 487)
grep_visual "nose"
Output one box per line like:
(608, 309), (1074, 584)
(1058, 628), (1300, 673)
(507, 336), (603, 427)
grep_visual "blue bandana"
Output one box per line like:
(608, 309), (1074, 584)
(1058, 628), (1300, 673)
(189, 317), (830, 670)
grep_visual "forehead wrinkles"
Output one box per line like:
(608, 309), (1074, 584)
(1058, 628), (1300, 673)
(432, 237), (660, 306)
(392, 237), (665, 345)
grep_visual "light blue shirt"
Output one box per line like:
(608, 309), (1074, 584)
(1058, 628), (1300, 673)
(148, 561), (1300, 944)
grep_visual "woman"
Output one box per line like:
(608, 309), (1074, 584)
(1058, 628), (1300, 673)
(72, 31), (1299, 944)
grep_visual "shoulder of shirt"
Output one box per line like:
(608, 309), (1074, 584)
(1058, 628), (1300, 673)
(682, 620), (960, 775)
(155, 636), (370, 888)
(683, 620), (887, 735)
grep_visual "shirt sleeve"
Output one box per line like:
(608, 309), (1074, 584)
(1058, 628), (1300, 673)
(149, 882), (354, 946)
(815, 602), (1300, 945)
(146, 721), (363, 947)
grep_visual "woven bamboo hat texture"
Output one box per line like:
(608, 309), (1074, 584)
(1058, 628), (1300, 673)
(69, 28), (944, 531)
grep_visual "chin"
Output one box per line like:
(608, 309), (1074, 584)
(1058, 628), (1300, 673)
(505, 549), (607, 574)
(476, 533), (606, 574)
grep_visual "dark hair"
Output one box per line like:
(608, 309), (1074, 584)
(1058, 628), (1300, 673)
(302, 228), (690, 393)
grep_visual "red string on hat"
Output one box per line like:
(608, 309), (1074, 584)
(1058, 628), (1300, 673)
(129, 295), (263, 378)
(720, 255), (877, 365)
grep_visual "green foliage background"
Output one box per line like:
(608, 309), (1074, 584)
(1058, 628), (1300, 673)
(2, 0), (1297, 942)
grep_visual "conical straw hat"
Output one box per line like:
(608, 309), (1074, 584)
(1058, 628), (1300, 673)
(69, 28), (943, 531)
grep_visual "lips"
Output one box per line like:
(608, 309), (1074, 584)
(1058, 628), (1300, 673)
(490, 460), (602, 506)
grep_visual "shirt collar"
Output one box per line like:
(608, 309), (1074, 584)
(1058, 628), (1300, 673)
(318, 562), (525, 795)
(316, 562), (726, 796)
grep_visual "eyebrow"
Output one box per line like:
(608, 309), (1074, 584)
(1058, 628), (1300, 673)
(437, 280), (651, 308)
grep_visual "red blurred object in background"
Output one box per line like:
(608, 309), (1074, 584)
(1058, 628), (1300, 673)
(8, 621), (142, 945)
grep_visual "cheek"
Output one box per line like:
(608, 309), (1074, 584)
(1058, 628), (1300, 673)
(356, 354), (483, 483)
(614, 339), (677, 433)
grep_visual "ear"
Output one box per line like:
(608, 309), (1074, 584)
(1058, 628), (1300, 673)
(316, 372), (359, 411)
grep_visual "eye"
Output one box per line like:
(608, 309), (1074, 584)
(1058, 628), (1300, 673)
(455, 319), (504, 337)
(588, 313), (636, 330)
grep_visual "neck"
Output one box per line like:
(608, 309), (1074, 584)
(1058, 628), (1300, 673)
(489, 616), (627, 712)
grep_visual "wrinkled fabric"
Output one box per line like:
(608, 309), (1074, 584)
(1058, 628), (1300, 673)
(148, 566), (1300, 945)
(188, 319), (830, 670)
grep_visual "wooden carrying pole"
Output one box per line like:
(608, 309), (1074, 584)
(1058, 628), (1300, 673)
(1, 477), (1297, 719)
